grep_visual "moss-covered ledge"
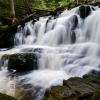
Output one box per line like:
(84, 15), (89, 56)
(0, 93), (17, 100)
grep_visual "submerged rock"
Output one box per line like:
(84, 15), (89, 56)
(8, 53), (38, 72)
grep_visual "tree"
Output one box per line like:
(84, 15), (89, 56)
(10, 0), (15, 17)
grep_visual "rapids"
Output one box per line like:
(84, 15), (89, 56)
(0, 5), (100, 100)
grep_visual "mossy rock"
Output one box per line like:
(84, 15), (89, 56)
(83, 74), (100, 84)
(8, 53), (38, 72)
(63, 77), (95, 97)
(0, 93), (17, 100)
(91, 89), (100, 100)
(44, 86), (76, 100)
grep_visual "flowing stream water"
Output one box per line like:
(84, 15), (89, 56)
(0, 5), (100, 100)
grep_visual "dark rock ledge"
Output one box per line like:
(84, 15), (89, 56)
(44, 74), (100, 100)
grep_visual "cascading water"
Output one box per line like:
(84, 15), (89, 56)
(0, 5), (100, 100)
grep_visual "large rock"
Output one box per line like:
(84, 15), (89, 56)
(63, 77), (95, 97)
(8, 53), (38, 72)
(83, 74), (100, 85)
(44, 86), (76, 100)
(44, 75), (100, 100)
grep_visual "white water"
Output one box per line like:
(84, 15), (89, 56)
(0, 5), (100, 100)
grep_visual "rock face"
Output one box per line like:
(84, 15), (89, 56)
(8, 53), (38, 72)
(44, 75), (100, 100)
(0, 93), (17, 100)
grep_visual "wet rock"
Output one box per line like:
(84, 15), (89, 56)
(83, 74), (100, 85)
(21, 48), (43, 53)
(72, 15), (78, 29)
(78, 5), (91, 19)
(8, 53), (38, 72)
(63, 77), (95, 96)
(71, 31), (76, 43)
(44, 86), (76, 100)
(44, 75), (100, 100)
(0, 92), (17, 100)
(0, 54), (9, 67)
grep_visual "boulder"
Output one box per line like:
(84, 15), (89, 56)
(83, 74), (100, 85)
(63, 77), (95, 97)
(44, 75), (100, 100)
(44, 86), (76, 100)
(8, 53), (38, 72)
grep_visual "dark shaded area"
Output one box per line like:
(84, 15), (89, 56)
(70, 15), (78, 44)
(72, 15), (78, 29)
(78, 5), (91, 19)
(71, 31), (76, 44)
(89, 70), (100, 76)
(0, 25), (17, 48)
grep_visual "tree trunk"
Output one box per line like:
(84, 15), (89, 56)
(10, 0), (15, 16)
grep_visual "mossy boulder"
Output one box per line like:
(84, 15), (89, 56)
(0, 93), (17, 100)
(83, 74), (100, 85)
(8, 53), (38, 72)
(44, 75), (100, 100)
(63, 77), (95, 96)
(44, 86), (76, 100)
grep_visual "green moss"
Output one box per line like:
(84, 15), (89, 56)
(44, 86), (76, 100)
(48, 95), (55, 100)
(83, 74), (100, 85)
(0, 93), (17, 100)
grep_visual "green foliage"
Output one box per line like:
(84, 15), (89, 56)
(48, 95), (55, 100)
(0, 0), (74, 26)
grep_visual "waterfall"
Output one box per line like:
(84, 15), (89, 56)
(0, 5), (100, 100)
